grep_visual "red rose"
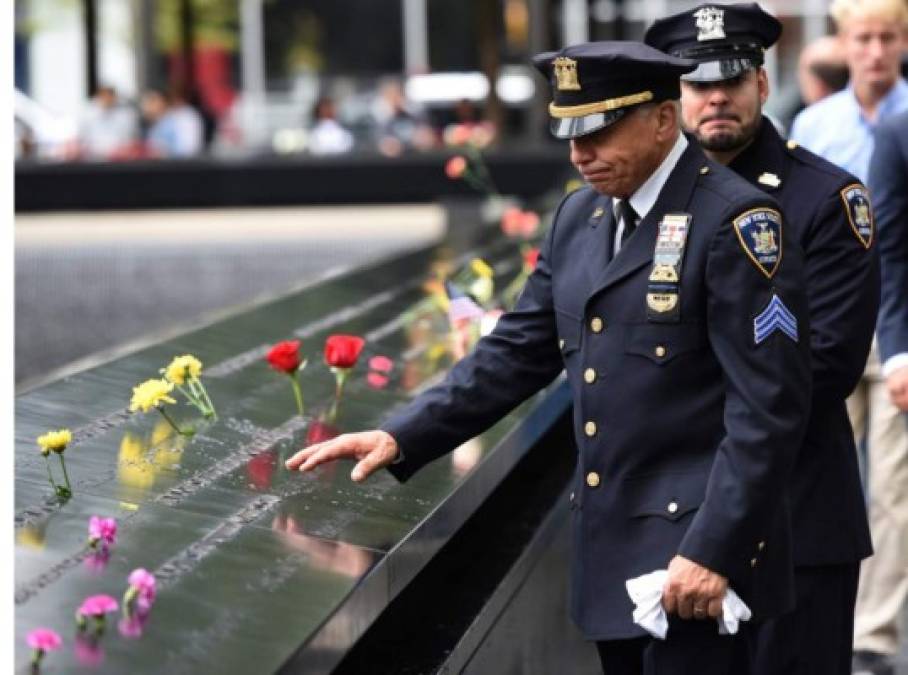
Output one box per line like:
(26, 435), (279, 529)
(266, 340), (302, 374)
(324, 335), (365, 370)
(523, 247), (540, 270)
(445, 155), (467, 179)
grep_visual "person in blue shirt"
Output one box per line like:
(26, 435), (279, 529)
(790, 0), (908, 182)
(791, 2), (908, 674)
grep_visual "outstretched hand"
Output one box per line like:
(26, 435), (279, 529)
(284, 430), (400, 482)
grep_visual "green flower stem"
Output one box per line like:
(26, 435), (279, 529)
(289, 374), (305, 416)
(56, 453), (72, 494)
(177, 383), (203, 407)
(194, 378), (217, 419)
(157, 407), (194, 437)
(123, 586), (137, 618)
(334, 368), (350, 401)
(31, 648), (44, 667)
(44, 455), (57, 491)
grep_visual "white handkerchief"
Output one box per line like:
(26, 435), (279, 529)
(625, 569), (753, 640)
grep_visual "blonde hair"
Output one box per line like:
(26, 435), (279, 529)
(830, 0), (908, 29)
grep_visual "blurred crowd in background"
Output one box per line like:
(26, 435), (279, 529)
(15, 0), (905, 164)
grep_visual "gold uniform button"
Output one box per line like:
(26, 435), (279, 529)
(584, 421), (597, 437)
(667, 501), (679, 514)
(590, 317), (604, 333)
(757, 541), (766, 551)
(751, 557), (758, 568)
(700, 166), (710, 175)
(787, 139), (798, 150)
(584, 368), (596, 384)
(586, 472), (600, 488)
(655, 345), (667, 358)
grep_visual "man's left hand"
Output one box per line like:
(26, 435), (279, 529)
(662, 555), (728, 620)
(886, 366), (908, 411)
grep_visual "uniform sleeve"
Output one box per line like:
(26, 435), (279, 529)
(677, 201), (811, 578)
(802, 186), (879, 403)
(382, 196), (570, 482)
(870, 121), (908, 363)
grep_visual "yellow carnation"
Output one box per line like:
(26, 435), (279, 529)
(164, 354), (203, 385)
(129, 379), (177, 413)
(470, 258), (494, 279)
(37, 429), (72, 455)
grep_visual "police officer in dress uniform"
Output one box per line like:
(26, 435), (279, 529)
(286, 42), (811, 675)
(645, 5), (879, 674)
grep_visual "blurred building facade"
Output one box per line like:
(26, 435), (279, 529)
(14, 0), (837, 161)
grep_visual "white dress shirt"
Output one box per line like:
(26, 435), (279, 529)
(613, 133), (689, 254)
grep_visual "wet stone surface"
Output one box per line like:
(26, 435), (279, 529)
(15, 221), (558, 674)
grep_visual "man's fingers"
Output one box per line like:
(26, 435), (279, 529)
(661, 586), (677, 615)
(676, 595), (694, 620)
(351, 455), (380, 482)
(707, 598), (723, 618)
(285, 443), (322, 470)
(299, 438), (357, 472)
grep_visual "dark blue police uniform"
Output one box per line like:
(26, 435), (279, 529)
(383, 42), (812, 674)
(645, 4), (879, 674)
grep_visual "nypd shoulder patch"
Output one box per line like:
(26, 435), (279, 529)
(754, 295), (798, 345)
(732, 208), (782, 279)
(840, 183), (874, 249)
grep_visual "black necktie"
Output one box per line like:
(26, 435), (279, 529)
(617, 200), (639, 248)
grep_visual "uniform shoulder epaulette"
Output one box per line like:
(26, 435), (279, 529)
(784, 138), (852, 183)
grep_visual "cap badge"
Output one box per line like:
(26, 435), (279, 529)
(694, 6), (726, 41)
(553, 57), (581, 91)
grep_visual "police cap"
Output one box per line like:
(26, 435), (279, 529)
(532, 41), (696, 139)
(644, 3), (781, 83)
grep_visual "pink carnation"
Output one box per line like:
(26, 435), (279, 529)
(88, 516), (117, 549)
(26, 628), (62, 652)
(78, 594), (119, 618)
(128, 568), (157, 610)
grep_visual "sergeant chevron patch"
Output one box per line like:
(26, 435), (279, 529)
(840, 183), (874, 249)
(754, 295), (798, 344)
(733, 208), (782, 279)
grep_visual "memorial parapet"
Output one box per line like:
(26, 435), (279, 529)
(14, 204), (572, 674)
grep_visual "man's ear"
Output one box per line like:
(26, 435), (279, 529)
(757, 67), (770, 105)
(654, 101), (679, 141)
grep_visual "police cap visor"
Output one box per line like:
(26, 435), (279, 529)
(682, 57), (760, 82)
(550, 109), (628, 140)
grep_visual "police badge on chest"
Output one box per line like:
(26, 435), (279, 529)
(646, 213), (692, 322)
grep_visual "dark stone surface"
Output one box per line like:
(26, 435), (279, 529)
(15, 216), (571, 674)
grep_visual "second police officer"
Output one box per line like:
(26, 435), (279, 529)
(646, 4), (880, 674)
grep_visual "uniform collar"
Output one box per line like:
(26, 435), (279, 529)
(727, 117), (787, 190)
(622, 133), (689, 221)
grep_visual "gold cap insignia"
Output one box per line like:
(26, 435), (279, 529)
(553, 57), (581, 91)
(757, 172), (781, 188)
